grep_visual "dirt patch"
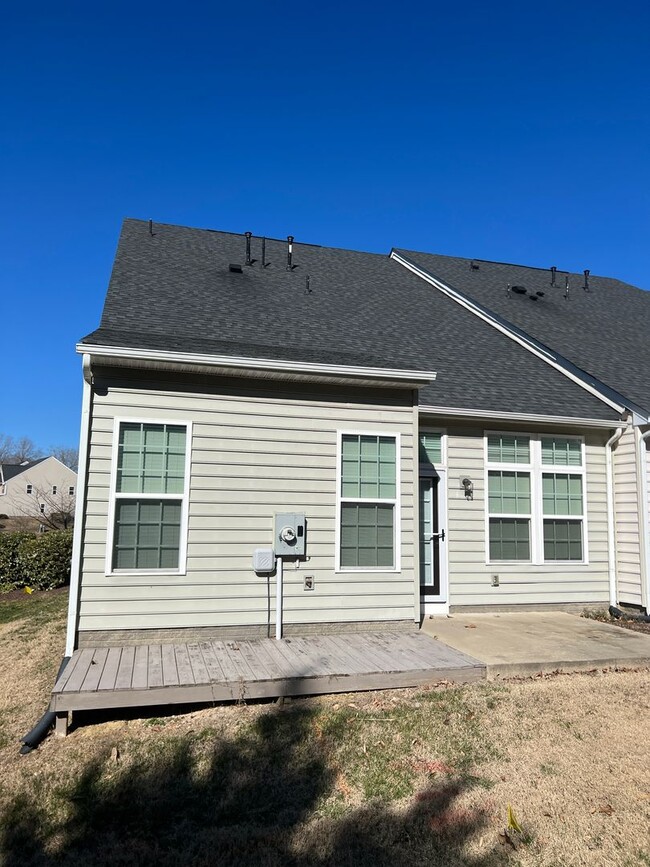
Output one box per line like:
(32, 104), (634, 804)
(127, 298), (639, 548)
(584, 608), (650, 636)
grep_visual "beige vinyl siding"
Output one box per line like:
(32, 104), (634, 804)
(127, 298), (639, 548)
(613, 426), (643, 606)
(78, 372), (417, 634)
(439, 423), (610, 606)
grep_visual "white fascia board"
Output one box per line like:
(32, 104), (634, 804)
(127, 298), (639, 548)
(418, 404), (622, 429)
(77, 343), (437, 386)
(391, 251), (626, 415)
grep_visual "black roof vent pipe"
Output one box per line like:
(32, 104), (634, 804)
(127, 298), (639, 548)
(261, 237), (266, 268)
(583, 269), (590, 292)
(245, 232), (252, 266)
(286, 235), (294, 271)
(564, 275), (570, 300)
(550, 266), (557, 286)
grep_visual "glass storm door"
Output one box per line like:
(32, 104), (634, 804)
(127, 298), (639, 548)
(419, 475), (444, 599)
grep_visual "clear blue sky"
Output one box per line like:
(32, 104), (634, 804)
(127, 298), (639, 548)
(2, 1), (649, 447)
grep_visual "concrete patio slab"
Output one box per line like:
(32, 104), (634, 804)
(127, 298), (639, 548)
(421, 612), (650, 678)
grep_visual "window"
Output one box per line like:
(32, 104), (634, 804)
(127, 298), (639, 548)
(338, 433), (399, 570)
(0, 484), (5, 496)
(108, 421), (190, 573)
(486, 433), (585, 564)
(541, 437), (584, 561)
(68, 486), (75, 496)
(52, 485), (58, 495)
(26, 484), (33, 494)
(39, 503), (45, 514)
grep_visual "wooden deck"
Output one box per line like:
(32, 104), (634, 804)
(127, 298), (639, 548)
(50, 632), (485, 732)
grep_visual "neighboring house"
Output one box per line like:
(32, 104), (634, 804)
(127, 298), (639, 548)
(64, 219), (650, 654)
(0, 457), (78, 524)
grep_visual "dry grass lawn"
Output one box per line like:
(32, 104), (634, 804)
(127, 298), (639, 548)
(0, 590), (649, 866)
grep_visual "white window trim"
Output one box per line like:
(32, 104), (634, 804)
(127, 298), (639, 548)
(69, 486), (75, 496)
(335, 430), (401, 573)
(52, 485), (58, 495)
(105, 417), (193, 577)
(484, 431), (588, 566)
(26, 484), (33, 494)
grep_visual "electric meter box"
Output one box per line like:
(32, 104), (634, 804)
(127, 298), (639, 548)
(274, 512), (306, 557)
(253, 547), (276, 574)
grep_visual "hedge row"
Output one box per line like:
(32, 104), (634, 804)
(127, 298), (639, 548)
(0, 531), (73, 591)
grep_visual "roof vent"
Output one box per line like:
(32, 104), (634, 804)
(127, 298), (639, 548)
(511, 285), (527, 295)
(564, 276), (570, 300)
(535, 291), (545, 297)
(550, 266), (557, 286)
(261, 237), (267, 268)
(470, 260), (479, 270)
(286, 236), (295, 271)
(583, 269), (590, 292)
(245, 232), (252, 266)
(229, 263), (243, 273)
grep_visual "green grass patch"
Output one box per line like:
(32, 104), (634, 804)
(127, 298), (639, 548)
(0, 589), (68, 640)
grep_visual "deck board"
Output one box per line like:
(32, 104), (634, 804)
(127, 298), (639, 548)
(50, 631), (485, 716)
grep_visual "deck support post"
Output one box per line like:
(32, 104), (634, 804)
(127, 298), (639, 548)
(54, 712), (69, 737)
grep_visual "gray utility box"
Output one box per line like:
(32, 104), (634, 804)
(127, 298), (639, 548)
(274, 512), (306, 557)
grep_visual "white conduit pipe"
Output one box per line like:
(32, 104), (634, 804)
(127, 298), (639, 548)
(276, 557), (283, 640)
(606, 427), (624, 607)
(639, 429), (650, 610)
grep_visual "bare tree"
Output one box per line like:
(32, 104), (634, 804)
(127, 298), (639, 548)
(0, 434), (42, 464)
(14, 482), (75, 530)
(50, 446), (79, 472)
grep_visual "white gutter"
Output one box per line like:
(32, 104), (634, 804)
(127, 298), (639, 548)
(638, 429), (650, 611)
(76, 343), (437, 386)
(419, 404), (621, 429)
(606, 426), (625, 607)
(392, 252), (625, 415)
(65, 354), (93, 656)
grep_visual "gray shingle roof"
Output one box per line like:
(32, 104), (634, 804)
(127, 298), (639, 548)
(1, 458), (48, 481)
(81, 219), (623, 421)
(395, 249), (650, 415)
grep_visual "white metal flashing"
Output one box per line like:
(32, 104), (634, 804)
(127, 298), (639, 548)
(418, 405), (621, 429)
(637, 428), (650, 610)
(77, 343), (437, 386)
(391, 252), (626, 415)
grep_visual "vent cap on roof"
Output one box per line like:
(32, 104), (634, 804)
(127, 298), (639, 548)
(511, 285), (527, 295)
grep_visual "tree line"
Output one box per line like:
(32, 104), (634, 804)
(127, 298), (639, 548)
(0, 433), (78, 472)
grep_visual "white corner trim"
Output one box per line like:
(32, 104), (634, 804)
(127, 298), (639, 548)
(65, 354), (93, 656)
(77, 343), (437, 385)
(418, 405), (622, 429)
(391, 252), (625, 415)
(606, 426), (625, 606)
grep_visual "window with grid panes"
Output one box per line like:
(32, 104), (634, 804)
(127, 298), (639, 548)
(340, 434), (397, 568)
(486, 433), (586, 563)
(541, 437), (584, 561)
(112, 422), (187, 570)
(487, 434), (531, 561)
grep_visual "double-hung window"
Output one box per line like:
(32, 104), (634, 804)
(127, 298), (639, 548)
(338, 433), (399, 570)
(541, 437), (584, 561)
(109, 421), (190, 573)
(486, 433), (585, 564)
(487, 434), (532, 561)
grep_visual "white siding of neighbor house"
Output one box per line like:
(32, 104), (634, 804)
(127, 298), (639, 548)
(438, 423), (611, 607)
(0, 457), (77, 518)
(612, 425), (643, 607)
(77, 373), (417, 635)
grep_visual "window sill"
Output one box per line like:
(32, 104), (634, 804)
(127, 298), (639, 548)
(106, 569), (187, 578)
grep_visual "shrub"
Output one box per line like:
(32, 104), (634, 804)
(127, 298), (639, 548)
(0, 530), (73, 591)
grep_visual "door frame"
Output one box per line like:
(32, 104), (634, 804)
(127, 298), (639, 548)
(418, 429), (449, 615)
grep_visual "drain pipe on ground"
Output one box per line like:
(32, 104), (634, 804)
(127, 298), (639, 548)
(19, 656), (70, 754)
(606, 426), (625, 608)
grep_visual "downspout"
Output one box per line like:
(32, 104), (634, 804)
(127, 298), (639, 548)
(65, 354), (94, 657)
(605, 426), (624, 607)
(638, 428), (650, 611)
